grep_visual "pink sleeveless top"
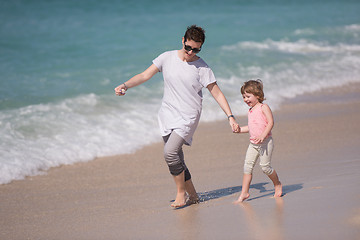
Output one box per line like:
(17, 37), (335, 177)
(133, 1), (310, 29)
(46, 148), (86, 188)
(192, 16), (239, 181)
(248, 104), (271, 144)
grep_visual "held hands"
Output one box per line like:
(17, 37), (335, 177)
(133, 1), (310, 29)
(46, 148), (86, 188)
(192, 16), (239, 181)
(229, 118), (240, 133)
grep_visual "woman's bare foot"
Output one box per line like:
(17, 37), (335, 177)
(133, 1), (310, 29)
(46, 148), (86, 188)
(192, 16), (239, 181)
(274, 182), (283, 197)
(234, 192), (250, 203)
(171, 192), (187, 208)
(187, 194), (200, 205)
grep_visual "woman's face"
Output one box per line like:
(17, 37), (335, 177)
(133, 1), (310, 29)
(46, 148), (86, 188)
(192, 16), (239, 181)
(182, 39), (202, 61)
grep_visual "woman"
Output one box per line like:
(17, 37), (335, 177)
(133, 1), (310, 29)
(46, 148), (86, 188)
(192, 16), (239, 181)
(115, 25), (239, 208)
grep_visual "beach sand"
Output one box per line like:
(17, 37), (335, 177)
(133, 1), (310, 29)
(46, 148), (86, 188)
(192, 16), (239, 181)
(1, 83), (360, 240)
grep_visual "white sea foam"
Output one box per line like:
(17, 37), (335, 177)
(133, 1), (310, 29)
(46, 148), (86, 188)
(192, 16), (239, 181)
(0, 91), (161, 184)
(222, 39), (360, 54)
(344, 24), (360, 31)
(222, 24), (360, 55)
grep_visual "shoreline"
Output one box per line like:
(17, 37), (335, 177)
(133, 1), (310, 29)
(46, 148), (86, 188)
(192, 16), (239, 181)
(1, 82), (360, 240)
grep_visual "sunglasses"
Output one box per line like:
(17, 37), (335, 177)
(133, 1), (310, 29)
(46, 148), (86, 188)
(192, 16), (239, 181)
(184, 42), (201, 53)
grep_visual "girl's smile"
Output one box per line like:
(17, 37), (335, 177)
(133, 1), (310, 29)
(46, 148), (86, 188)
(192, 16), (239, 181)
(242, 92), (260, 108)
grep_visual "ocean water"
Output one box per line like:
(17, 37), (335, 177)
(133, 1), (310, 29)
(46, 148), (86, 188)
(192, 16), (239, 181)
(1, 0), (359, 184)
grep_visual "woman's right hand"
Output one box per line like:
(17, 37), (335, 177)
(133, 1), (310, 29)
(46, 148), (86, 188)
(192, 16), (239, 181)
(114, 84), (126, 96)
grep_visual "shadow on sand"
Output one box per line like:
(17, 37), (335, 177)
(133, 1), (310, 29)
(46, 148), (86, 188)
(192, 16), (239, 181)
(246, 182), (303, 201)
(172, 182), (303, 209)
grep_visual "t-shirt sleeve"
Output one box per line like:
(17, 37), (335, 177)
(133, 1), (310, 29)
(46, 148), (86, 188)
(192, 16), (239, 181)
(199, 67), (217, 87)
(152, 52), (168, 72)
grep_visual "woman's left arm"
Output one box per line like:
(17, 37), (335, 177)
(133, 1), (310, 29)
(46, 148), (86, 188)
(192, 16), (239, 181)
(207, 82), (239, 132)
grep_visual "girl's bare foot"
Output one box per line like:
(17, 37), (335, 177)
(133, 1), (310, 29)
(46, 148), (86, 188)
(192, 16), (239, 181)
(274, 182), (283, 197)
(234, 192), (250, 203)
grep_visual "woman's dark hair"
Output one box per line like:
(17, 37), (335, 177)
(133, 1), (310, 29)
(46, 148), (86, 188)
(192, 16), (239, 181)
(183, 25), (205, 44)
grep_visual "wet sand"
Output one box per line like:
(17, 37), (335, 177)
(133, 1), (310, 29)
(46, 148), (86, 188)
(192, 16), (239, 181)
(1, 83), (360, 240)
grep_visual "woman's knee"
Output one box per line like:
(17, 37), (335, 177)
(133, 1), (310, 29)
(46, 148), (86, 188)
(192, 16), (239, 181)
(164, 149), (185, 175)
(163, 147), (177, 162)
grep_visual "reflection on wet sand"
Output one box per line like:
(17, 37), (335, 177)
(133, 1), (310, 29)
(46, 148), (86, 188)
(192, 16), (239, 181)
(239, 198), (284, 240)
(174, 205), (200, 240)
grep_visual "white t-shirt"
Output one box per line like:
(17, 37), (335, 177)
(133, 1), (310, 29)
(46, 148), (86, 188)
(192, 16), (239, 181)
(153, 50), (216, 145)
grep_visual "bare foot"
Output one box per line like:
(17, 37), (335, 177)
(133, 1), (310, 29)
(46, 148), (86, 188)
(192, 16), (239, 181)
(187, 194), (200, 205)
(171, 192), (187, 208)
(274, 181), (283, 197)
(234, 192), (250, 203)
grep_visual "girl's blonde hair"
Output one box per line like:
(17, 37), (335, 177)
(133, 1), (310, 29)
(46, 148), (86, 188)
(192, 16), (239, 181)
(240, 79), (265, 103)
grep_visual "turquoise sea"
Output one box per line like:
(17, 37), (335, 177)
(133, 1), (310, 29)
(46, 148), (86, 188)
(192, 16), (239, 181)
(1, 0), (360, 184)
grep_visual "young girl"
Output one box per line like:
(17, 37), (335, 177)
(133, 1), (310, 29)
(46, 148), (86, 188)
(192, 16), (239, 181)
(235, 79), (282, 202)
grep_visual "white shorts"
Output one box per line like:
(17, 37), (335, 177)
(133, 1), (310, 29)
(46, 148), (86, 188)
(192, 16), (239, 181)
(244, 137), (274, 175)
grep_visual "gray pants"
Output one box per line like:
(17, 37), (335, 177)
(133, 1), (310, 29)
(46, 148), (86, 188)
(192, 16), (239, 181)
(163, 131), (191, 181)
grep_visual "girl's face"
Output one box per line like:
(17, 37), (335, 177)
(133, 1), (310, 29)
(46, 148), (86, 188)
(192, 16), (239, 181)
(242, 92), (260, 108)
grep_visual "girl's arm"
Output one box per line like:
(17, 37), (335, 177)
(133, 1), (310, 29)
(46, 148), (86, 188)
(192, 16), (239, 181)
(207, 82), (240, 133)
(115, 64), (159, 95)
(239, 125), (249, 133)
